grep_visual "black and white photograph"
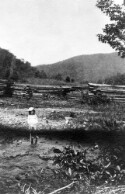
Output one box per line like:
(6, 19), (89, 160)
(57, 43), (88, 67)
(0, 0), (125, 193)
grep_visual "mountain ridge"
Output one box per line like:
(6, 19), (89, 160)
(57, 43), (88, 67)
(37, 52), (125, 82)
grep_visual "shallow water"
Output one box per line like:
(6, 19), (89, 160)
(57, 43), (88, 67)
(0, 130), (125, 194)
(0, 130), (78, 194)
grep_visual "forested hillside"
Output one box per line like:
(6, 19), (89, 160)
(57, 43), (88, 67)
(37, 53), (125, 83)
(0, 48), (47, 82)
(1, 47), (125, 84)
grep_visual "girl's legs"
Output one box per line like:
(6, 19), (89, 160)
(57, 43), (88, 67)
(31, 136), (34, 144)
(34, 125), (38, 145)
(29, 126), (32, 142)
(34, 136), (38, 145)
(30, 132), (31, 142)
(30, 127), (34, 144)
(30, 126), (38, 145)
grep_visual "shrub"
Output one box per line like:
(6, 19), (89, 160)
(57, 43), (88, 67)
(66, 76), (70, 82)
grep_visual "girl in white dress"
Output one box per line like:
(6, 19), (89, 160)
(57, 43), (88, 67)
(28, 107), (38, 144)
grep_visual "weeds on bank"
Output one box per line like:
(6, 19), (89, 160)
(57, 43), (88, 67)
(19, 143), (125, 194)
(53, 145), (125, 193)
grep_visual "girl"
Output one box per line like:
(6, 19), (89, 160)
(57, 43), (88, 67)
(27, 107), (38, 144)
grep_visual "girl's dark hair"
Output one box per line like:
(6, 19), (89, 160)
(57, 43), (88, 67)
(29, 110), (35, 115)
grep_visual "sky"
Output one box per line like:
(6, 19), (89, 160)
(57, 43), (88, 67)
(0, 0), (123, 66)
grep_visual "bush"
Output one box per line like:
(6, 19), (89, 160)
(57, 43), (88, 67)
(54, 73), (62, 81)
(82, 91), (111, 105)
(66, 76), (70, 82)
(35, 70), (47, 79)
(23, 85), (33, 100)
(104, 73), (125, 85)
(71, 78), (75, 83)
(53, 145), (125, 192)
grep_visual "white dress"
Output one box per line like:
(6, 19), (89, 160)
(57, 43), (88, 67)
(27, 114), (38, 130)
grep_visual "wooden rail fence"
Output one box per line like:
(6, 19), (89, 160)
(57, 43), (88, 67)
(88, 83), (125, 103)
(0, 79), (88, 99)
(0, 79), (125, 103)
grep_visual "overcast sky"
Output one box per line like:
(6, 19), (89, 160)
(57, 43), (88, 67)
(0, 0), (123, 65)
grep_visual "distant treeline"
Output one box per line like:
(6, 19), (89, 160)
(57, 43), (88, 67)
(98, 73), (125, 85)
(5, 47), (125, 85)
(0, 47), (48, 82)
(0, 48), (75, 83)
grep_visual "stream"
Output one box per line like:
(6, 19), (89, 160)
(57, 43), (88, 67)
(0, 130), (125, 194)
(0, 130), (79, 194)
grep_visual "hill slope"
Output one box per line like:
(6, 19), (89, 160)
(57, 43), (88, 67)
(0, 47), (43, 82)
(37, 53), (125, 82)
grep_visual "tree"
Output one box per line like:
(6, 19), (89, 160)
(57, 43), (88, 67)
(65, 76), (70, 82)
(71, 78), (75, 83)
(104, 72), (125, 84)
(35, 70), (47, 79)
(54, 73), (62, 80)
(3, 79), (14, 97)
(35, 70), (40, 78)
(2, 51), (14, 79)
(11, 71), (19, 81)
(96, 0), (125, 57)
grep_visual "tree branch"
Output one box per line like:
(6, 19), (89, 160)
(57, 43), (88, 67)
(47, 181), (76, 194)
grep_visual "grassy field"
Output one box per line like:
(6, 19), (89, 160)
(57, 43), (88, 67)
(0, 94), (125, 134)
(1, 94), (125, 193)
(22, 77), (80, 86)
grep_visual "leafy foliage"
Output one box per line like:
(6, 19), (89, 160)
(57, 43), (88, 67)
(82, 91), (111, 105)
(96, 0), (125, 57)
(17, 143), (125, 194)
(54, 145), (125, 193)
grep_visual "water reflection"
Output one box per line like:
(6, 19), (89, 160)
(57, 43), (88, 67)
(0, 130), (125, 193)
